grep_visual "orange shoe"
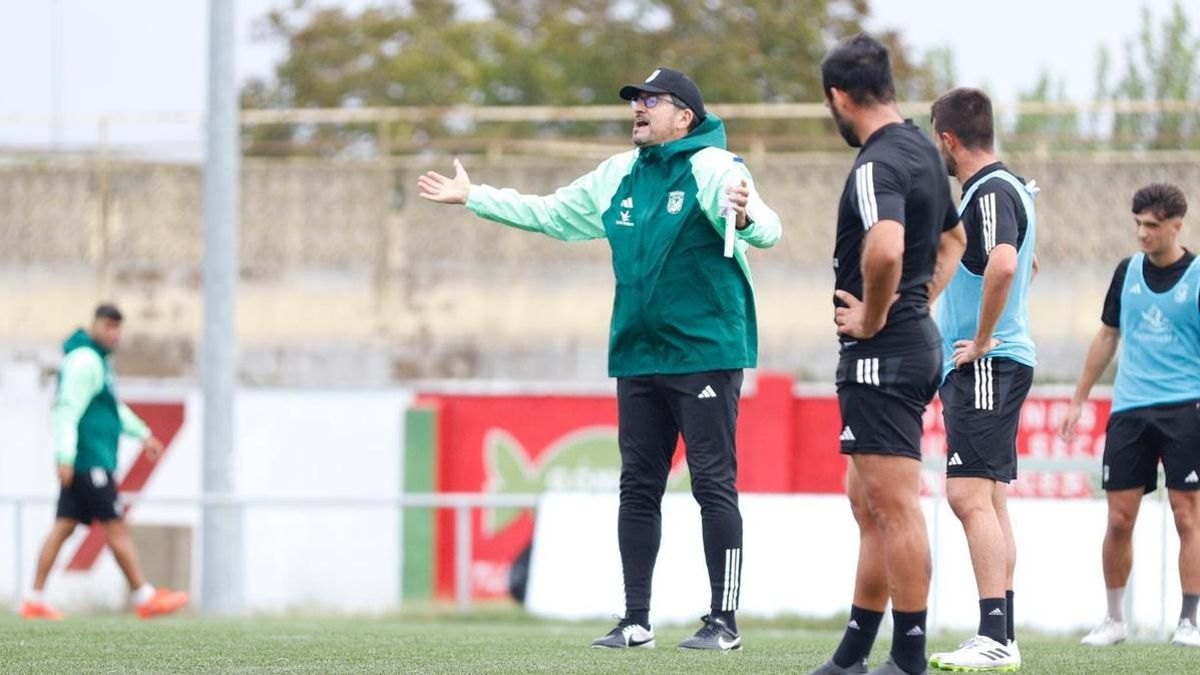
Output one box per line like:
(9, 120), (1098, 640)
(20, 600), (64, 621)
(136, 588), (189, 619)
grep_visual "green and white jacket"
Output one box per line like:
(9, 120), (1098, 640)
(466, 114), (781, 377)
(53, 329), (150, 471)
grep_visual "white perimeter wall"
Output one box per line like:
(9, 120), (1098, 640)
(1, 361), (1183, 633)
(0, 363), (411, 615)
(528, 493), (1183, 637)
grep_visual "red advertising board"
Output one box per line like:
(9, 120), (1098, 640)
(424, 374), (799, 600)
(431, 394), (622, 599)
(920, 395), (1111, 498)
(420, 375), (1112, 600)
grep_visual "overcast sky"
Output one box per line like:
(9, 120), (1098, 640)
(0, 0), (1194, 155)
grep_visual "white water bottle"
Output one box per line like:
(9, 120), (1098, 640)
(722, 156), (746, 258)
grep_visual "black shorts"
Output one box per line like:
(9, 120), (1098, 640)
(837, 332), (942, 461)
(939, 358), (1034, 483)
(56, 468), (120, 524)
(1103, 400), (1200, 493)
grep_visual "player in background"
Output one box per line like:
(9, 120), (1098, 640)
(21, 304), (189, 620)
(809, 34), (966, 675)
(1059, 184), (1200, 648)
(926, 87), (1038, 672)
(418, 68), (781, 651)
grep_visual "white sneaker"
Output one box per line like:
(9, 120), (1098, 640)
(1171, 618), (1200, 647)
(931, 638), (1020, 669)
(929, 635), (1019, 671)
(1080, 617), (1127, 646)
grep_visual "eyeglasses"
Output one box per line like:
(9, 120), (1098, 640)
(629, 94), (688, 110)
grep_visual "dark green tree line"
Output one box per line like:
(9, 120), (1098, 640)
(241, 0), (952, 155)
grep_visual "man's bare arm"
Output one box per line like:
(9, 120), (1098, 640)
(928, 222), (966, 304)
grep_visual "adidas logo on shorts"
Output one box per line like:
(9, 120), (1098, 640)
(948, 452), (963, 467)
(840, 426), (856, 442)
(697, 385), (717, 399)
(1186, 470), (1199, 484)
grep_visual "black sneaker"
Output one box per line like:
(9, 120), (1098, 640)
(590, 617), (655, 649)
(867, 657), (927, 675)
(810, 658), (869, 674)
(678, 614), (742, 651)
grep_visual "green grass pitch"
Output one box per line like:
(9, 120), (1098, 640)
(0, 607), (1194, 673)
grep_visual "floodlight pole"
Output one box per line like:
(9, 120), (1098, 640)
(49, 0), (62, 149)
(202, 0), (242, 615)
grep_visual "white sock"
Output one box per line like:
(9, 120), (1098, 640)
(27, 589), (44, 604)
(132, 583), (156, 606)
(1107, 586), (1126, 622)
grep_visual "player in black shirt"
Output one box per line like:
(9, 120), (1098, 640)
(810, 34), (966, 675)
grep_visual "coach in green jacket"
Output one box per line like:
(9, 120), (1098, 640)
(419, 68), (781, 651)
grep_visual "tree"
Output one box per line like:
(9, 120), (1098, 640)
(1097, 1), (1200, 150)
(1011, 70), (1083, 154)
(241, 0), (948, 156)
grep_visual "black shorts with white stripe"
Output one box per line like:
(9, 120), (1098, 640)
(1103, 400), (1200, 493)
(836, 334), (942, 460)
(939, 357), (1033, 482)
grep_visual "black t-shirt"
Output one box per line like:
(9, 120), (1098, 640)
(1101, 250), (1198, 328)
(959, 161), (1028, 276)
(833, 120), (959, 351)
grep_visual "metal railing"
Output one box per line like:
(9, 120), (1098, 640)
(2, 98), (1199, 128)
(0, 492), (541, 613)
(4, 98), (1200, 160)
(1, 477), (1177, 636)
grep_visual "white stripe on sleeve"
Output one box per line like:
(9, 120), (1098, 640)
(856, 162), (878, 229)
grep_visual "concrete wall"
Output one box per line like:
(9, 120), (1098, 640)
(2, 154), (1197, 384)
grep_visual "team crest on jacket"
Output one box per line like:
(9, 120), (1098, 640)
(667, 191), (685, 215)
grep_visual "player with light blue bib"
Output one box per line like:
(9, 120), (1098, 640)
(1061, 183), (1200, 650)
(928, 88), (1036, 672)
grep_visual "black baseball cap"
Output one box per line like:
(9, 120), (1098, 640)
(94, 303), (123, 322)
(619, 67), (706, 122)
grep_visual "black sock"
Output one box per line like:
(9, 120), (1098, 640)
(626, 610), (650, 629)
(891, 609), (927, 675)
(712, 610), (738, 633)
(1183, 594), (1199, 624)
(979, 598), (1007, 644)
(832, 605), (884, 668)
(1006, 590), (1016, 643)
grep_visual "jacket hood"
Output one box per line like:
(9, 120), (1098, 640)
(638, 113), (727, 162)
(63, 328), (106, 355)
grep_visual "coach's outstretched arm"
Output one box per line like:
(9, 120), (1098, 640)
(418, 158), (608, 242)
(1058, 325), (1120, 441)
